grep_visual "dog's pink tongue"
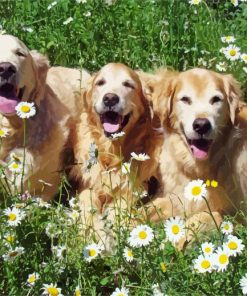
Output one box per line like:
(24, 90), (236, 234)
(191, 145), (208, 160)
(103, 122), (120, 133)
(0, 96), (19, 114)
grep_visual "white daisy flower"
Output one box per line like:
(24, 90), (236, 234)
(83, 243), (102, 262)
(15, 102), (36, 118)
(121, 162), (131, 174)
(22, 27), (33, 33)
(42, 283), (63, 296)
(83, 11), (91, 17)
(184, 179), (207, 202)
(216, 62), (227, 72)
(0, 128), (8, 138)
(152, 284), (166, 296)
(231, 0), (238, 6)
(241, 53), (247, 63)
(3, 207), (25, 226)
(240, 274), (247, 295)
(35, 197), (51, 208)
(2, 246), (24, 261)
(223, 45), (241, 61)
(164, 216), (185, 243)
(27, 272), (39, 286)
(194, 254), (213, 273)
(63, 17), (73, 25)
(212, 247), (230, 272)
(220, 221), (233, 235)
(111, 287), (129, 296)
(131, 152), (150, 161)
(47, 1), (57, 10)
(243, 67), (247, 74)
(128, 224), (154, 247)
(75, 286), (81, 296)
(69, 197), (78, 208)
(221, 36), (236, 43)
(8, 160), (23, 173)
(201, 242), (215, 255)
(188, 0), (202, 4)
(67, 209), (80, 222)
(123, 247), (134, 262)
(4, 233), (17, 245)
(52, 245), (66, 259)
(224, 235), (245, 257)
(111, 131), (125, 139)
(76, 0), (87, 3)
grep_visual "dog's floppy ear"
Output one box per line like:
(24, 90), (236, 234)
(30, 50), (50, 105)
(223, 74), (242, 125)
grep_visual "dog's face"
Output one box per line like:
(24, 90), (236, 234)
(87, 63), (146, 137)
(163, 69), (241, 160)
(0, 35), (49, 116)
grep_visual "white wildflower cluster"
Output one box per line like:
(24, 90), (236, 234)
(85, 142), (98, 171)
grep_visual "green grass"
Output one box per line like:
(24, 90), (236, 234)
(1, 0), (247, 295)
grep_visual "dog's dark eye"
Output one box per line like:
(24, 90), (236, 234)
(180, 96), (191, 105)
(16, 50), (26, 57)
(210, 96), (222, 104)
(95, 79), (106, 86)
(123, 81), (135, 89)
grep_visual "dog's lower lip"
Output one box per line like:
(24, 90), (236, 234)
(187, 138), (213, 160)
(99, 111), (131, 136)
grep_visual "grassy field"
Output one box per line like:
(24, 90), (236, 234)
(1, 0), (247, 295)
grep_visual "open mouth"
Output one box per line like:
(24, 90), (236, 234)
(187, 138), (213, 160)
(100, 111), (131, 137)
(0, 83), (25, 114)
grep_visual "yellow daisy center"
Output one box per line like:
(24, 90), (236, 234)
(172, 225), (180, 234)
(75, 290), (81, 296)
(0, 130), (5, 136)
(160, 262), (167, 272)
(8, 213), (17, 221)
(228, 241), (238, 250)
(12, 163), (19, 169)
(193, 0), (200, 4)
(204, 247), (211, 253)
(117, 294), (124, 296)
(224, 224), (230, 230)
(225, 36), (232, 42)
(20, 105), (31, 113)
(28, 274), (36, 283)
(201, 260), (211, 269)
(9, 251), (18, 257)
(89, 249), (96, 257)
(243, 55), (247, 61)
(138, 230), (147, 240)
(47, 287), (59, 296)
(206, 180), (210, 187)
(6, 235), (14, 243)
(127, 250), (133, 257)
(191, 186), (201, 196)
(219, 254), (228, 264)
(229, 49), (236, 56)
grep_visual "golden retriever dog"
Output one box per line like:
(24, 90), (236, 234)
(0, 35), (90, 200)
(71, 63), (161, 234)
(140, 68), (247, 241)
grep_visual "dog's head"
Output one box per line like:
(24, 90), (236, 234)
(0, 35), (49, 116)
(153, 68), (242, 160)
(85, 63), (148, 137)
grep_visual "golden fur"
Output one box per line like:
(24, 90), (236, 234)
(0, 35), (90, 200)
(71, 63), (161, 230)
(139, 68), (247, 241)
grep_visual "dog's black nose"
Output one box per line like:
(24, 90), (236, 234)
(0, 62), (16, 80)
(193, 118), (212, 135)
(103, 93), (120, 107)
